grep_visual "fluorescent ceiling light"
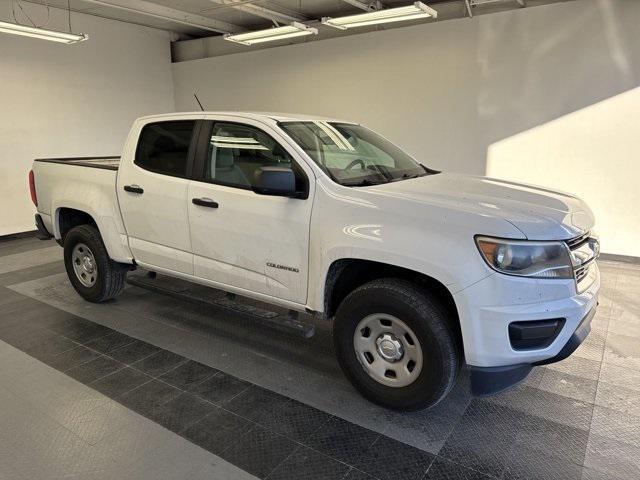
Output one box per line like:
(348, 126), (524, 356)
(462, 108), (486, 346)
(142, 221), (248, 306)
(212, 142), (268, 150)
(224, 22), (317, 45)
(0, 20), (88, 44)
(322, 2), (437, 30)
(211, 136), (268, 150)
(211, 136), (260, 144)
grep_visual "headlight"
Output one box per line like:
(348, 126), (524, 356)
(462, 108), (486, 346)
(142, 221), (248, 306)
(475, 236), (573, 279)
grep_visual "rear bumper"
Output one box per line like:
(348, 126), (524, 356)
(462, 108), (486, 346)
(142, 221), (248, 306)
(34, 214), (53, 240)
(469, 306), (596, 396)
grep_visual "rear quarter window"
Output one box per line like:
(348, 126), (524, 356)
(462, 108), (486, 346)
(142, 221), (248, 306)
(135, 121), (196, 177)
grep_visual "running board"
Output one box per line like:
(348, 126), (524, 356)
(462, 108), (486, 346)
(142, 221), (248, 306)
(127, 271), (315, 338)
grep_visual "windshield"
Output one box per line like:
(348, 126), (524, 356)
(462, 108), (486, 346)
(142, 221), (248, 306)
(279, 121), (433, 186)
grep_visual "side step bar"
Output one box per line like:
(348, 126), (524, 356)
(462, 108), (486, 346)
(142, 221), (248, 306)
(127, 272), (315, 339)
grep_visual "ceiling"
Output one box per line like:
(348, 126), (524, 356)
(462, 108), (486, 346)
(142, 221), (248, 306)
(12, 0), (572, 38)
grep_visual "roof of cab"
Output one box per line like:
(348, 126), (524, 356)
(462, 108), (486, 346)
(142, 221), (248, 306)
(137, 111), (355, 124)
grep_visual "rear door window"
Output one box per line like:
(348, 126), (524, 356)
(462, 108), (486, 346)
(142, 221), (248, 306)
(135, 121), (196, 177)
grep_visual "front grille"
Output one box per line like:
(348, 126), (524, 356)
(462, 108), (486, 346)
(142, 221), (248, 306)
(566, 232), (590, 249)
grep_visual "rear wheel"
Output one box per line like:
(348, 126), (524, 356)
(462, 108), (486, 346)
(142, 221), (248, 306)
(63, 225), (128, 303)
(333, 278), (460, 411)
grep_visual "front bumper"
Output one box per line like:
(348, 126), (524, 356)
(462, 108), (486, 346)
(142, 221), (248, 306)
(453, 261), (600, 396)
(454, 263), (600, 367)
(469, 306), (596, 395)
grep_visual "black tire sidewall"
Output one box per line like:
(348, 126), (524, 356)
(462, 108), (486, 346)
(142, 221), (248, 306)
(334, 280), (458, 411)
(63, 225), (111, 303)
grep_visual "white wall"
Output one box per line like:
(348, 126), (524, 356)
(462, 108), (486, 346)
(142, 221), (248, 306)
(0, 5), (175, 236)
(487, 87), (640, 257)
(172, 0), (640, 257)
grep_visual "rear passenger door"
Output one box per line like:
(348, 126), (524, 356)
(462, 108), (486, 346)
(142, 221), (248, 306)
(187, 118), (314, 304)
(117, 119), (201, 275)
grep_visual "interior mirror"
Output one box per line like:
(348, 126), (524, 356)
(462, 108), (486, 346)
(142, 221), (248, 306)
(254, 166), (301, 198)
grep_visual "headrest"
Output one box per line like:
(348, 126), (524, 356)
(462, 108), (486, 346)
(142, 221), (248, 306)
(216, 148), (234, 168)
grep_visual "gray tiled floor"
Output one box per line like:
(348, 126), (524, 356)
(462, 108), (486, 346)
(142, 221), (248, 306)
(1, 237), (639, 479)
(0, 341), (258, 480)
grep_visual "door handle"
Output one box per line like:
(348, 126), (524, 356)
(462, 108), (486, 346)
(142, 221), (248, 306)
(192, 197), (219, 208)
(124, 185), (144, 194)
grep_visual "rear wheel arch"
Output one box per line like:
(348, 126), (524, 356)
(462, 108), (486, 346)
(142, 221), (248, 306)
(56, 207), (98, 242)
(55, 207), (132, 265)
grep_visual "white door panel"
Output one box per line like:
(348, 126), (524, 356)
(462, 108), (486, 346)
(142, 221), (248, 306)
(128, 237), (193, 274)
(118, 168), (193, 274)
(189, 183), (310, 303)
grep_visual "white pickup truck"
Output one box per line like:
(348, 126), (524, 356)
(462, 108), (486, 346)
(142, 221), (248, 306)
(30, 112), (600, 410)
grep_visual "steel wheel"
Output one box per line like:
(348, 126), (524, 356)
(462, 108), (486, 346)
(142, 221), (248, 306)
(71, 243), (97, 288)
(353, 313), (423, 388)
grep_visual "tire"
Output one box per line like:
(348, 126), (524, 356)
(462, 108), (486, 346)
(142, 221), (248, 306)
(333, 278), (460, 411)
(63, 224), (128, 303)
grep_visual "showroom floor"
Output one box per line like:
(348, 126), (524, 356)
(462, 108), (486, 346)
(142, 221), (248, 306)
(0, 236), (638, 480)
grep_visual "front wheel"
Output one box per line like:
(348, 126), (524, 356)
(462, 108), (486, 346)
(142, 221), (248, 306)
(333, 278), (460, 411)
(63, 224), (128, 303)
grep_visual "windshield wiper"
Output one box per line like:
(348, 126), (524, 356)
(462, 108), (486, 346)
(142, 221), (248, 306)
(341, 178), (386, 187)
(390, 172), (426, 182)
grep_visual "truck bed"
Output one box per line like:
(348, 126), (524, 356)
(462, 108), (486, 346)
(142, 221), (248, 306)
(32, 154), (125, 258)
(35, 156), (120, 171)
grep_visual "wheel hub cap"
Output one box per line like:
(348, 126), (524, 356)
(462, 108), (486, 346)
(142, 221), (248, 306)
(82, 257), (94, 272)
(376, 333), (404, 362)
(353, 313), (423, 388)
(71, 243), (97, 288)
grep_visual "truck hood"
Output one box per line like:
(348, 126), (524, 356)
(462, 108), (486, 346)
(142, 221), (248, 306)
(368, 173), (594, 240)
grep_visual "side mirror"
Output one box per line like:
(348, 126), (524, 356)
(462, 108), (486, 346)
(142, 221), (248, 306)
(254, 166), (304, 198)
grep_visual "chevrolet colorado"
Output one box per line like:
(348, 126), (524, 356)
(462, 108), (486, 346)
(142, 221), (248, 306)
(29, 112), (600, 410)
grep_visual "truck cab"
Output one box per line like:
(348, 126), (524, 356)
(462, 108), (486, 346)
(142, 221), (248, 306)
(116, 113), (315, 307)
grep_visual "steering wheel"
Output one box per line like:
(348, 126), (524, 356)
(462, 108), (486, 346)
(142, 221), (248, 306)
(345, 158), (365, 170)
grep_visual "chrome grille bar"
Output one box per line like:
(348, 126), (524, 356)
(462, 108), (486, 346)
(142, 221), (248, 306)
(566, 231), (599, 292)
(566, 232), (590, 249)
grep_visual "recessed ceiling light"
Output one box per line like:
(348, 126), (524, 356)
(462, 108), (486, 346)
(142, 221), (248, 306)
(322, 2), (437, 30)
(0, 20), (88, 44)
(224, 22), (318, 46)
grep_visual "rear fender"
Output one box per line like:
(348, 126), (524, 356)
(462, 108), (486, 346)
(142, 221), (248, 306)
(54, 201), (133, 264)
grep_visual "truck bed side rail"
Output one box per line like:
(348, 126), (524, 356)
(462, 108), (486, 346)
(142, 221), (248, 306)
(35, 156), (121, 171)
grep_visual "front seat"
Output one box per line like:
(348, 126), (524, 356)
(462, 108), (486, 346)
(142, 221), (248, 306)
(213, 147), (250, 187)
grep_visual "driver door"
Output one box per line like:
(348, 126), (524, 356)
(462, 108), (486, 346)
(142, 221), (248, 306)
(187, 118), (314, 305)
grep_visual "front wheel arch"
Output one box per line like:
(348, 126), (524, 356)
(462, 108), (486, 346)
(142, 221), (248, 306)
(323, 259), (462, 354)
